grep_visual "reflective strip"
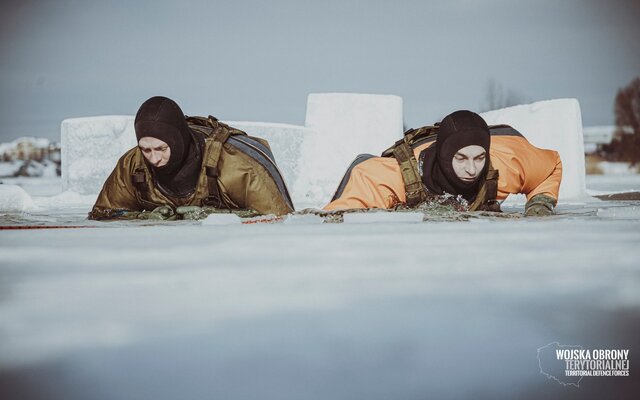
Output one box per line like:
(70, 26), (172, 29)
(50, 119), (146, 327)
(227, 136), (294, 209)
(232, 135), (278, 163)
(488, 125), (524, 137)
(331, 154), (376, 201)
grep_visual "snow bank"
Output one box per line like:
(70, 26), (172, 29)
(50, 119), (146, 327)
(597, 161), (639, 175)
(0, 184), (35, 212)
(297, 93), (404, 207)
(61, 116), (136, 194)
(0, 161), (22, 177)
(480, 99), (587, 201)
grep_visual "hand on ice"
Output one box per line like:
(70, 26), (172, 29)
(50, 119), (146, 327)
(136, 206), (176, 220)
(524, 194), (556, 217)
(176, 206), (211, 220)
(175, 206), (262, 220)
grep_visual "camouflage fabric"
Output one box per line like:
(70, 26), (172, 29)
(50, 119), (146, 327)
(524, 194), (556, 217)
(89, 136), (293, 220)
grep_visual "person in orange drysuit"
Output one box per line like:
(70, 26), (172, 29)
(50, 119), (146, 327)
(324, 110), (562, 216)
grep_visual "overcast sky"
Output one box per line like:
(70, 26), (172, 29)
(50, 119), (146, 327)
(1, 0), (639, 142)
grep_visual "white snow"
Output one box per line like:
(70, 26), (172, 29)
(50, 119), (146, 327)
(283, 213), (324, 224)
(480, 99), (588, 201)
(586, 174), (640, 195)
(597, 206), (640, 219)
(0, 160), (23, 177)
(0, 136), (51, 155)
(201, 213), (242, 225)
(297, 93), (404, 207)
(596, 161), (639, 175)
(343, 211), (424, 223)
(0, 184), (35, 212)
(582, 125), (615, 145)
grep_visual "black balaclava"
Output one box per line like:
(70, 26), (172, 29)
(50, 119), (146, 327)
(420, 110), (491, 202)
(134, 96), (204, 197)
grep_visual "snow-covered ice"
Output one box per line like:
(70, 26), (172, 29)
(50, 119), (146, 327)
(1, 174), (639, 398)
(343, 211), (424, 224)
(1, 208), (639, 399)
(201, 213), (243, 225)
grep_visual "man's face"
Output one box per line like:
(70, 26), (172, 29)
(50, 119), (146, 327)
(138, 137), (171, 167)
(451, 145), (486, 182)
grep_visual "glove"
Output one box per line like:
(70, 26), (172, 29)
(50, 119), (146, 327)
(524, 194), (556, 217)
(176, 206), (212, 220)
(136, 206), (176, 220)
(176, 206), (262, 220)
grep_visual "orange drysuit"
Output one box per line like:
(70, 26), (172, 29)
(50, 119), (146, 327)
(324, 134), (562, 211)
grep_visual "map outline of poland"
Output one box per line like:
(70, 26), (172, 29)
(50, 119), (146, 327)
(537, 342), (584, 387)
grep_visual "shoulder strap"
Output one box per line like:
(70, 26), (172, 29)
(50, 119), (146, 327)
(204, 128), (232, 208)
(132, 168), (146, 191)
(381, 125), (438, 157)
(203, 117), (234, 208)
(392, 138), (428, 207)
(382, 125), (439, 207)
(468, 162), (500, 211)
(131, 166), (152, 204)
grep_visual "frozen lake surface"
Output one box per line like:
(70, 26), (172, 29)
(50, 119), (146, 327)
(1, 175), (639, 399)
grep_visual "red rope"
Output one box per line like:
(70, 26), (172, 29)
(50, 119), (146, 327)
(0, 225), (96, 230)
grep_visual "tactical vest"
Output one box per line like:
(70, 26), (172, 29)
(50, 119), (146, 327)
(131, 116), (294, 212)
(381, 124), (508, 212)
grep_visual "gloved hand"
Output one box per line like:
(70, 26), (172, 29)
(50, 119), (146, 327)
(176, 206), (212, 220)
(176, 206), (261, 220)
(136, 206), (176, 220)
(524, 194), (556, 217)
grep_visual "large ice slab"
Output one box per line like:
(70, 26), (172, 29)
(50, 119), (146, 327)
(297, 93), (404, 207)
(61, 116), (137, 195)
(480, 99), (587, 201)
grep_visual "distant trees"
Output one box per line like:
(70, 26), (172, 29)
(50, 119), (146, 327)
(480, 79), (527, 112)
(602, 77), (640, 165)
